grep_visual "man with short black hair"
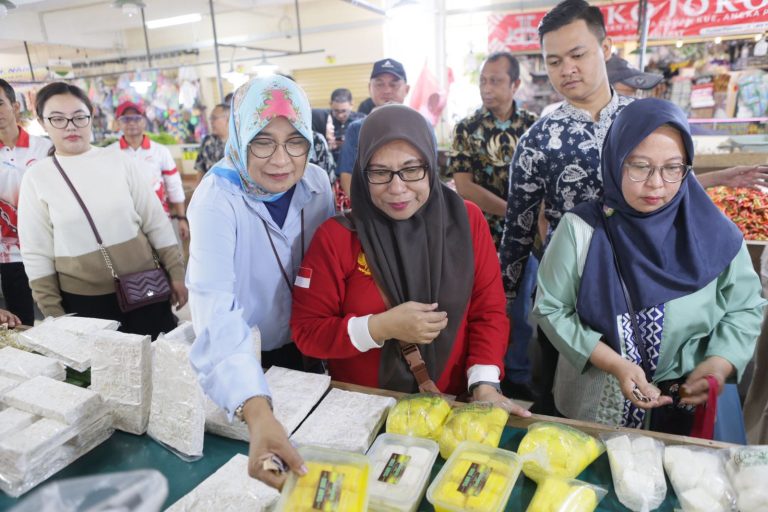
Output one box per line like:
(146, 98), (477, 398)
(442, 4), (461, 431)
(195, 102), (230, 179)
(326, 88), (364, 162)
(0, 79), (52, 325)
(337, 58), (410, 197)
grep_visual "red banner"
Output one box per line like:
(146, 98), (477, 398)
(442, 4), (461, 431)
(489, 0), (768, 53)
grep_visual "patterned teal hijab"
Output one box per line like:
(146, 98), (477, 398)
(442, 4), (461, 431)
(211, 75), (314, 201)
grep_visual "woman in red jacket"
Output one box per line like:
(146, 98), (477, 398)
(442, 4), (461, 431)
(291, 104), (530, 416)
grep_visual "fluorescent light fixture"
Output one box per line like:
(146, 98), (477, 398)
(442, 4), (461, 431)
(146, 13), (201, 29)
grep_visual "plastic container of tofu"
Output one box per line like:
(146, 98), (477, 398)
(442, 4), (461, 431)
(275, 444), (370, 512)
(366, 433), (439, 512)
(427, 440), (522, 512)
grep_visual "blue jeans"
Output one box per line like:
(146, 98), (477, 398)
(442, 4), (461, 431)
(504, 256), (538, 384)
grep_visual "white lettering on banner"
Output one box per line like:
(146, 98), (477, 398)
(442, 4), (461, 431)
(717, 0), (739, 12)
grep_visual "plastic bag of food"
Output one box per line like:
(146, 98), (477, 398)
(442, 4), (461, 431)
(601, 433), (666, 512)
(386, 393), (452, 441)
(437, 403), (508, 459)
(663, 445), (736, 512)
(526, 477), (607, 512)
(724, 445), (768, 512)
(516, 422), (604, 483)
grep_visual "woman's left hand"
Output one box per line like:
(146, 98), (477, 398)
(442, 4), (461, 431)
(471, 384), (532, 418)
(178, 219), (190, 241)
(171, 280), (188, 310)
(680, 356), (733, 406)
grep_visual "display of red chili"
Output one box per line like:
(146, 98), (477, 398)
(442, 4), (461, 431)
(707, 187), (768, 241)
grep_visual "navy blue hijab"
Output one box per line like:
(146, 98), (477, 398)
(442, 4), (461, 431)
(572, 98), (743, 354)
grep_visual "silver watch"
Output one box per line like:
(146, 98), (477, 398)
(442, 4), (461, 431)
(234, 395), (273, 421)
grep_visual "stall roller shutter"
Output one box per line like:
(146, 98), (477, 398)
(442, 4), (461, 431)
(294, 63), (373, 111)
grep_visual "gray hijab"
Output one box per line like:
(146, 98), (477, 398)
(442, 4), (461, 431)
(349, 104), (474, 393)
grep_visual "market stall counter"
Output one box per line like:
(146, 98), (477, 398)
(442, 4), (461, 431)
(0, 382), (734, 511)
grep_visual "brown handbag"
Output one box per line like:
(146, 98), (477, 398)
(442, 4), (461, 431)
(52, 155), (172, 313)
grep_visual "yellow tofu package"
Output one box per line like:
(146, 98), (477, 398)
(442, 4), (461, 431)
(526, 477), (607, 512)
(386, 393), (452, 441)
(437, 403), (509, 459)
(516, 422), (604, 483)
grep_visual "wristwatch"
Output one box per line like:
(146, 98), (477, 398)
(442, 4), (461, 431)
(234, 395), (273, 421)
(468, 381), (502, 394)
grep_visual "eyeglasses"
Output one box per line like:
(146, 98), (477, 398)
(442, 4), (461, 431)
(118, 115), (144, 124)
(45, 115), (91, 129)
(248, 137), (310, 159)
(624, 162), (691, 183)
(364, 165), (428, 184)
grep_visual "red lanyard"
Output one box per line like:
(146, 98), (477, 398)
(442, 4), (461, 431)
(262, 209), (304, 292)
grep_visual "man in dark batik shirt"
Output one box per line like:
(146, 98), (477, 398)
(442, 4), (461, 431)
(194, 103), (229, 179)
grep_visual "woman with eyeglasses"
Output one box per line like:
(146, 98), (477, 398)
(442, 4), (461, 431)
(533, 98), (764, 435)
(18, 82), (186, 339)
(186, 76), (334, 488)
(291, 104), (531, 417)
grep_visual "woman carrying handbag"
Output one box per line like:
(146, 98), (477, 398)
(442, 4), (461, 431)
(18, 82), (186, 339)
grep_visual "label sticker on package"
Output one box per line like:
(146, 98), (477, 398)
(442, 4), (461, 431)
(313, 470), (343, 511)
(378, 453), (411, 484)
(458, 463), (491, 496)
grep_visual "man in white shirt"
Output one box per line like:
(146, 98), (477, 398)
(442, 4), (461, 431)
(0, 79), (52, 325)
(110, 101), (189, 240)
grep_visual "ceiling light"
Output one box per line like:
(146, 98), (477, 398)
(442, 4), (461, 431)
(714, 36), (722, 44)
(252, 53), (278, 77)
(146, 13), (202, 29)
(756, 34), (764, 42)
(676, 40), (684, 48)
(223, 70), (249, 88)
(130, 80), (152, 95)
(112, 0), (145, 17)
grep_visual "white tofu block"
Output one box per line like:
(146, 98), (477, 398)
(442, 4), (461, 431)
(163, 321), (196, 343)
(0, 375), (20, 395)
(204, 398), (249, 442)
(1, 376), (102, 425)
(166, 454), (279, 512)
(0, 347), (65, 382)
(91, 330), (151, 435)
(17, 323), (93, 372)
(0, 418), (70, 472)
(680, 487), (728, 512)
(265, 366), (330, 434)
(50, 316), (120, 335)
(147, 337), (205, 459)
(0, 407), (36, 438)
(605, 435), (632, 454)
(290, 388), (395, 453)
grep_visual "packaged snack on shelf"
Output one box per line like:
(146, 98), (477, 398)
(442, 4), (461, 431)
(516, 422), (604, 483)
(437, 403), (508, 459)
(49, 316), (120, 335)
(275, 445), (370, 512)
(724, 445), (768, 512)
(146, 335), (204, 461)
(1, 376), (102, 425)
(427, 440), (522, 512)
(0, 347), (65, 382)
(526, 477), (607, 512)
(167, 454), (279, 511)
(367, 433), (439, 512)
(17, 321), (94, 372)
(663, 445), (736, 512)
(290, 388), (395, 453)
(91, 331), (151, 435)
(600, 432), (666, 512)
(386, 393), (452, 441)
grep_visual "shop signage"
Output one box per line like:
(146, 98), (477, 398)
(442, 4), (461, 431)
(489, 0), (768, 52)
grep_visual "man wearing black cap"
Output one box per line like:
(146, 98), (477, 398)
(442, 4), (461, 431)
(606, 55), (663, 97)
(337, 58), (410, 197)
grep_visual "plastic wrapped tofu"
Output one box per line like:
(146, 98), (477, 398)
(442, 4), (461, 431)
(91, 331), (151, 435)
(17, 321), (93, 372)
(163, 321), (196, 343)
(438, 403), (509, 459)
(146, 336), (205, 461)
(290, 388), (395, 453)
(724, 445), (768, 512)
(601, 433), (666, 512)
(0, 408), (36, 438)
(663, 445), (736, 512)
(204, 398), (249, 442)
(167, 454), (279, 511)
(386, 393), (452, 441)
(1, 376), (102, 425)
(49, 316), (120, 335)
(0, 376), (19, 395)
(526, 477), (607, 512)
(0, 347), (65, 382)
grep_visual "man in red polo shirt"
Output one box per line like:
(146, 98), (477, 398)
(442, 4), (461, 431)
(0, 79), (52, 325)
(109, 101), (188, 240)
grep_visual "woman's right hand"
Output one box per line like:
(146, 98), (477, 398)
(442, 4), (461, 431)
(612, 359), (673, 410)
(369, 301), (448, 344)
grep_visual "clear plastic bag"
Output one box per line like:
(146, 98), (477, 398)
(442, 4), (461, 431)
(526, 477), (607, 512)
(437, 402), (508, 459)
(516, 422), (604, 483)
(386, 393), (452, 441)
(0, 347), (65, 382)
(663, 444), (736, 512)
(600, 432), (666, 512)
(8, 469), (167, 512)
(724, 445), (768, 512)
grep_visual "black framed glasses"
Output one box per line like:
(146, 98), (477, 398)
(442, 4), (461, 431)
(364, 165), (428, 184)
(624, 162), (691, 183)
(248, 137), (311, 159)
(46, 115), (91, 129)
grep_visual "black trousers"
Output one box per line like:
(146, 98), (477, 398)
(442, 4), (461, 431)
(0, 262), (35, 326)
(60, 291), (177, 340)
(530, 326), (563, 416)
